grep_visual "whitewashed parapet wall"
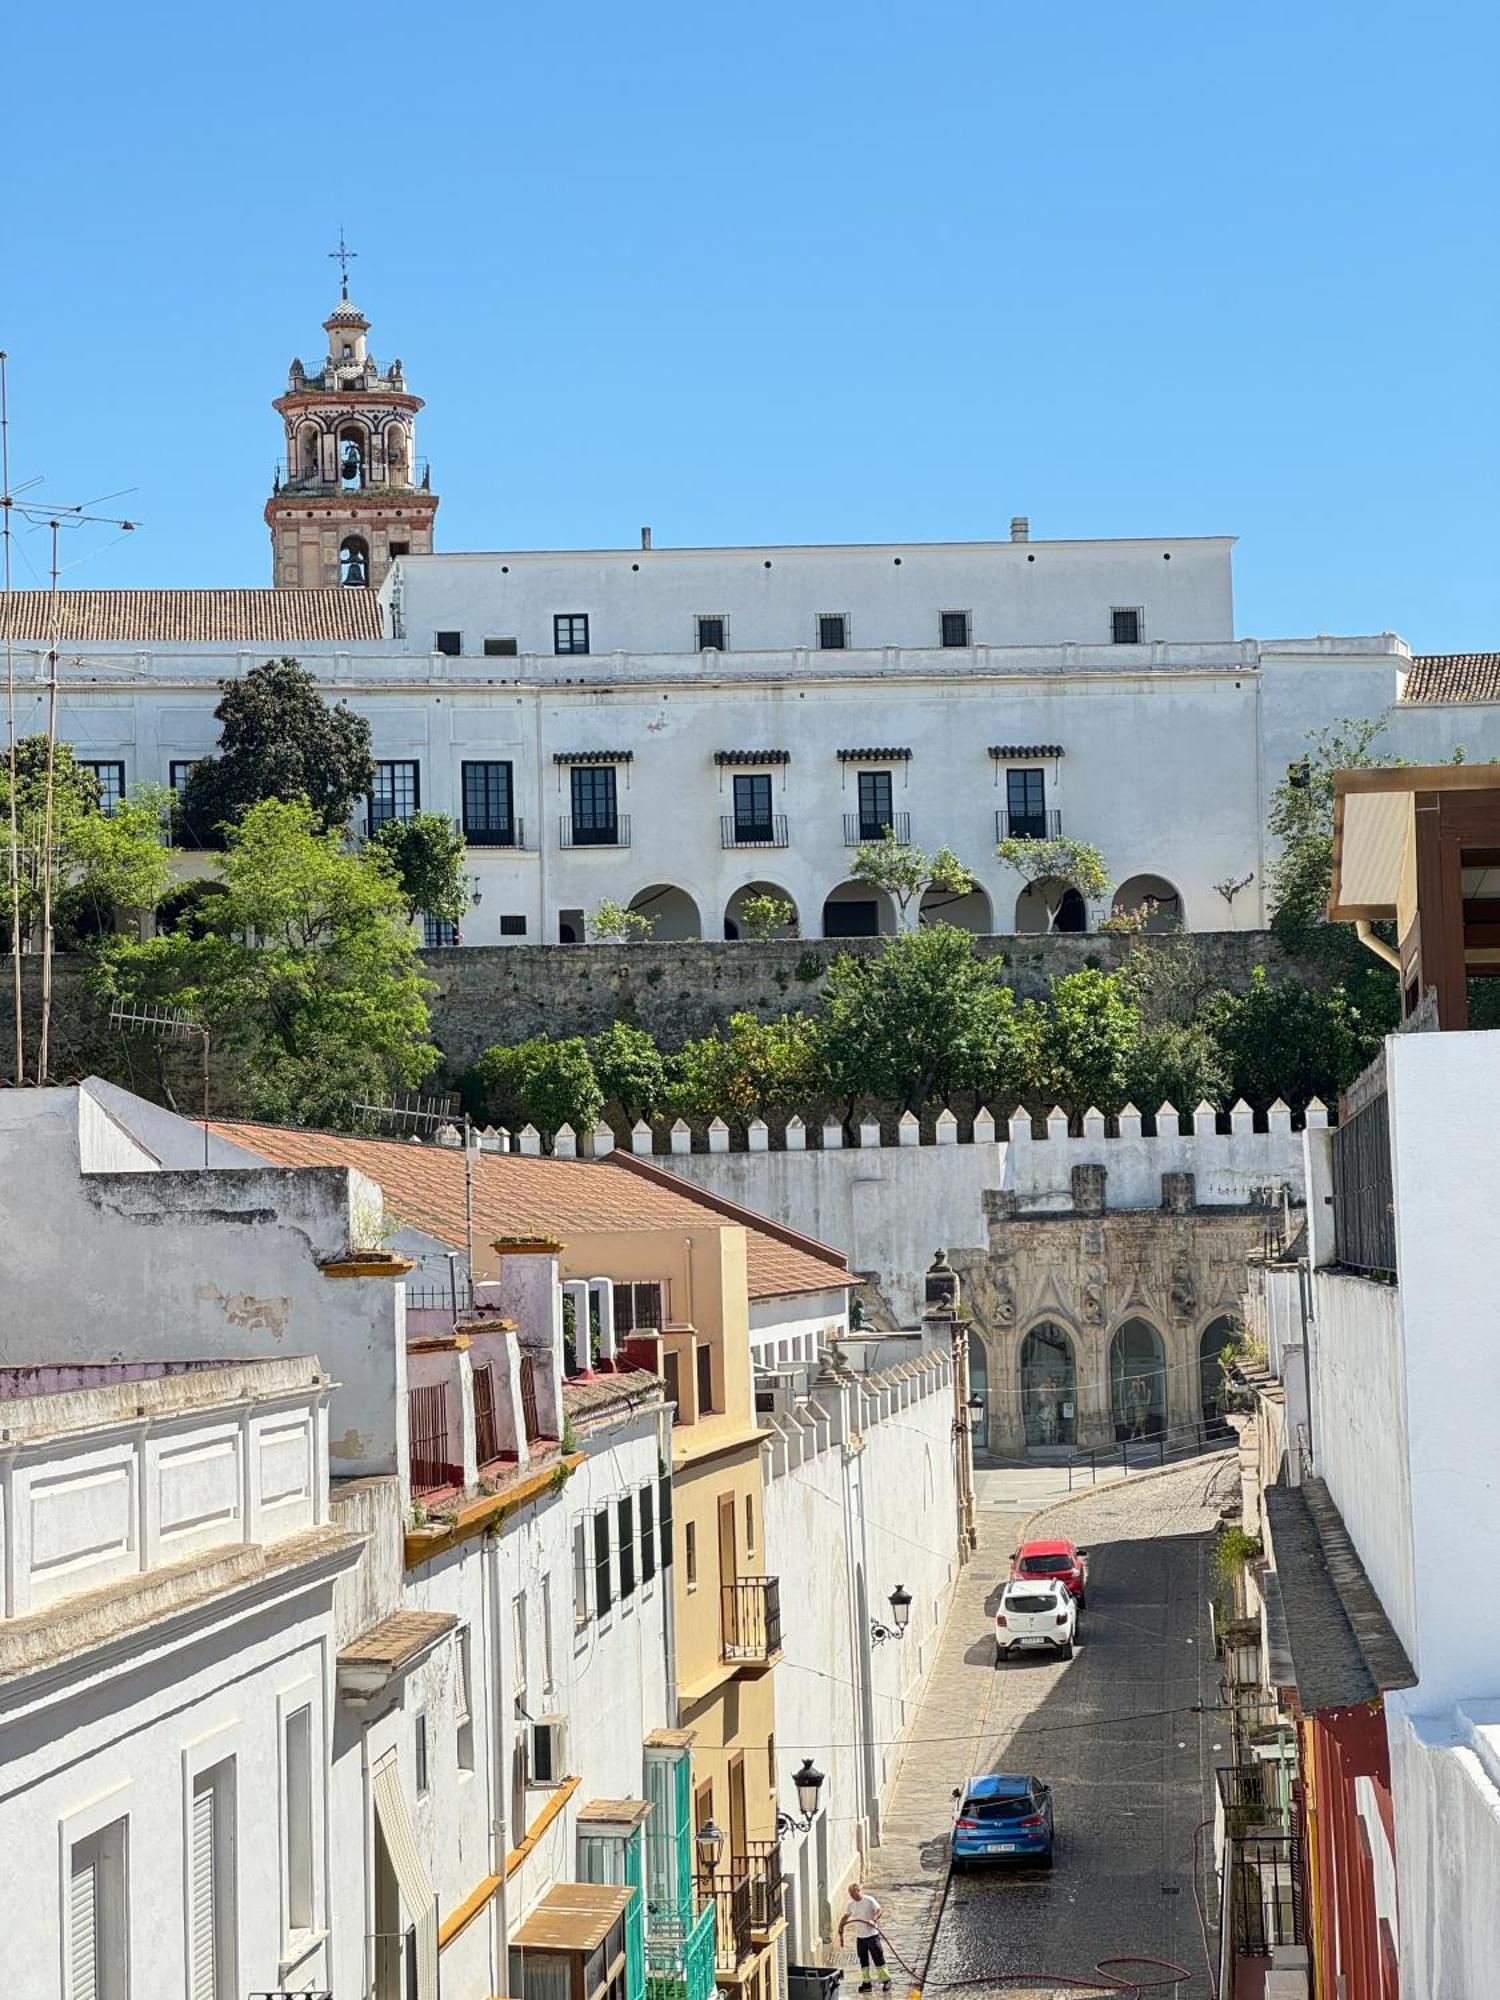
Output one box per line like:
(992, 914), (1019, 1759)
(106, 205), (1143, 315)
(449, 1101), (1320, 1325)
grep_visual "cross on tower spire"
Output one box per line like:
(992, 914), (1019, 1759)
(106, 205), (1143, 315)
(328, 228), (357, 301)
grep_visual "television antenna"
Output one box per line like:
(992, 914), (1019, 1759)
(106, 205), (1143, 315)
(109, 1000), (211, 1166)
(350, 1087), (460, 1136)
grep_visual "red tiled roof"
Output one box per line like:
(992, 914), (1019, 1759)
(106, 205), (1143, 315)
(208, 1122), (853, 1301)
(1401, 653), (1500, 705)
(0, 588), (384, 645)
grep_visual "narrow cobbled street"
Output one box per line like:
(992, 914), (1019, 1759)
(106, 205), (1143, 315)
(839, 1455), (1236, 2000)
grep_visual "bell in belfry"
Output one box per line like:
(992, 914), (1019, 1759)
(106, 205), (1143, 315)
(341, 442), (362, 482)
(924, 1249), (960, 1318)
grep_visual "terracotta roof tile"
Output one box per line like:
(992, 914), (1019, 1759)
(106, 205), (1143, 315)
(0, 588), (384, 645)
(1401, 652), (1500, 704)
(208, 1122), (853, 1301)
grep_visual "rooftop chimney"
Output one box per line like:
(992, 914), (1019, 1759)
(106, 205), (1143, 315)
(640, 526), (652, 550)
(1010, 516), (1030, 543)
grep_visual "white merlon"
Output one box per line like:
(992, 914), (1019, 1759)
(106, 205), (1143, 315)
(1230, 1099), (1254, 1135)
(973, 1108), (996, 1144)
(1082, 1107), (1106, 1140)
(632, 1119), (653, 1154)
(786, 1115), (807, 1151)
(553, 1122), (577, 1158)
(708, 1117), (730, 1154)
(591, 1122), (615, 1156)
(898, 1112), (920, 1146)
(1046, 1106), (1069, 1142)
(670, 1119), (692, 1155)
(935, 1109), (958, 1145)
(748, 1119), (770, 1153)
(1118, 1103), (1142, 1139)
(518, 1123), (542, 1155)
(1194, 1100), (1217, 1137)
(859, 1118), (881, 1147)
(822, 1116), (844, 1150)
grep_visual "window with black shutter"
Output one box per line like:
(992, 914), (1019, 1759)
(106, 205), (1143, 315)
(618, 1494), (635, 1599)
(696, 615), (727, 651)
(594, 1507), (612, 1615)
(640, 1484), (656, 1583)
(1111, 607), (1142, 645)
(435, 630), (462, 656)
(695, 1344), (715, 1415)
(659, 1470), (674, 1570)
(940, 610), (971, 648)
(817, 613), (849, 650)
(484, 636), (519, 657)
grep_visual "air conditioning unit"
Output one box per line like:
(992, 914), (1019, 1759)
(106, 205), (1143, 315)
(529, 1715), (568, 1786)
(754, 1366), (811, 1417)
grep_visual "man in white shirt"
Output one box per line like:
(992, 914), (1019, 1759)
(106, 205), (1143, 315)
(837, 1880), (893, 1994)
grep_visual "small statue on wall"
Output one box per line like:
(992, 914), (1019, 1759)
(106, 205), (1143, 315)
(1170, 1260), (1197, 1320)
(993, 1283), (1016, 1327)
(1083, 1272), (1105, 1325)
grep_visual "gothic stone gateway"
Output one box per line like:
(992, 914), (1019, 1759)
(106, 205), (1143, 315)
(951, 1165), (1273, 1458)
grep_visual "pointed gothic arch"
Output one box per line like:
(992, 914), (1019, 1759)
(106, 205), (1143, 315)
(1019, 1320), (1077, 1447)
(1109, 1317), (1165, 1440)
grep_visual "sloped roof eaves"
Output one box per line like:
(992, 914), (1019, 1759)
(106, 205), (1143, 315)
(0, 588), (385, 645)
(1263, 1479), (1416, 1711)
(1401, 653), (1500, 705)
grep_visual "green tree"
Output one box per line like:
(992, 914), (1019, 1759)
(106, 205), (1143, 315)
(996, 834), (1110, 932)
(667, 1011), (820, 1122)
(1036, 968), (1140, 1114)
(1268, 715), (1394, 954)
(591, 1021), (668, 1123)
(470, 1034), (604, 1138)
(94, 797), (436, 1126)
(589, 897), (656, 942)
(1122, 1018), (1229, 1115)
(371, 811), (471, 929)
(1, 737), (104, 946)
(1201, 969), (1369, 1109)
(176, 657), (375, 846)
(59, 785), (175, 944)
(819, 923), (1025, 1112)
(850, 832), (976, 929)
(735, 893), (797, 941)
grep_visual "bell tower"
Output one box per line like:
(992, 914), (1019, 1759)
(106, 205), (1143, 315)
(265, 240), (438, 589)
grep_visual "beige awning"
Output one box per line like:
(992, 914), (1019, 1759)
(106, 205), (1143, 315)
(373, 1758), (439, 2000)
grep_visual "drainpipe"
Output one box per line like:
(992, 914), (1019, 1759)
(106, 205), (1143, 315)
(658, 1401), (682, 1728)
(1354, 919), (1401, 972)
(485, 1528), (512, 1991)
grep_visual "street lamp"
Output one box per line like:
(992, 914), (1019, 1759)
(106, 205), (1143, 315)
(870, 1584), (913, 1646)
(777, 1759), (826, 1835)
(695, 1818), (725, 1874)
(953, 1391), (985, 1438)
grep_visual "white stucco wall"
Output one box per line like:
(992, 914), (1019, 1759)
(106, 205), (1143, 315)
(1385, 1696), (1500, 1999)
(762, 1355), (958, 1961)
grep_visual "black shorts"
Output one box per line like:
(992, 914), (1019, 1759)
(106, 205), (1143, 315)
(856, 1936), (886, 1969)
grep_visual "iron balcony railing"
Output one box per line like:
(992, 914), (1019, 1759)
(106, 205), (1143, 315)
(844, 811), (910, 847)
(996, 807), (1061, 841)
(720, 1575), (783, 1664)
(721, 813), (789, 849)
(275, 456), (431, 495)
(459, 816), (526, 849)
(1223, 1833), (1305, 1959)
(473, 1363), (501, 1467)
(692, 1874), (753, 1973)
(560, 813), (631, 848)
(734, 1840), (784, 1935)
(1332, 1051), (1396, 1277)
(645, 1904), (717, 2000)
(408, 1382), (458, 1497)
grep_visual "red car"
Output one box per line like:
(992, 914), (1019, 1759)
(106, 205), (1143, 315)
(1010, 1537), (1088, 1609)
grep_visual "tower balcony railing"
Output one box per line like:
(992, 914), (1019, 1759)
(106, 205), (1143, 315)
(273, 458), (431, 497)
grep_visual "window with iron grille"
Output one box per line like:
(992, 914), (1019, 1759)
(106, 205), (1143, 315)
(733, 773), (773, 841)
(640, 1483), (656, 1584)
(570, 764), (618, 843)
(422, 913), (458, 948)
(435, 630), (462, 656)
(462, 760), (514, 843)
(554, 613), (591, 655)
(940, 610), (971, 648)
(695, 1343), (715, 1415)
(1006, 767), (1046, 837)
(500, 913), (528, 936)
(696, 615), (727, 651)
(856, 770), (894, 841)
(1111, 606), (1142, 645)
(79, 761), (126, 815)
(817, 613), (849, 650)
(573, 1519), (590, 1625)
(369, 759), (419, 831)
(618, 1494), (636, 1599)
(659, 1468), (674, 1571)
(663, 1350), (681, 1424)
(614, 1281), (665, 1335)
(594, 1507), (613, 1615)
(415, 1709), (429, 1796)
(484, 636), (519, 657)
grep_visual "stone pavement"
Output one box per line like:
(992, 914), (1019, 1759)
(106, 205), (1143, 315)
(834, 1454), (1236, 1999)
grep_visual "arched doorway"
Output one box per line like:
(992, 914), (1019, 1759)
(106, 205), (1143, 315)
(1200, 1315), (1241, 1439)
(629, 884), (701, 940)
(1014, 881), (1087, 933)
(919, 882), (992, 933)
(339, 534), (370, 587)
(1019, 1322), (1077, 1447)
(822, 878), (895, 938)
(1112, 874), (1184, 933)
(1110, 1318), (1165, 1440)
(724, 881), (799, 941)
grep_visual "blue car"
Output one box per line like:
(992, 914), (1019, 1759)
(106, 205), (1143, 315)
(950, 1774), (1055, 1869)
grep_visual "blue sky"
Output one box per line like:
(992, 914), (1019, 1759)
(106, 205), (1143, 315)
(5, 0), (1496, 649)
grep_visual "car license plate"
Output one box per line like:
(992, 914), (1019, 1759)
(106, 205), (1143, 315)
(986, 1842), (1017, 1853)
(1022, 1636), (1050, 1646)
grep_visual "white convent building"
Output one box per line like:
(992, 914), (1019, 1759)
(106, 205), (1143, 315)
(4, 289), (1497, 947)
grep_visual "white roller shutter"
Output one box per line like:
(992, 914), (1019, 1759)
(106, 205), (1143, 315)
(372, 1758), (438, 2000)
(70, 1846), (99, 2000)
(191, 1778), (217, 2000)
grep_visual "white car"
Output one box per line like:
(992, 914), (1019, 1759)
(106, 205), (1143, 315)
(994, 1577), (1077, 1663)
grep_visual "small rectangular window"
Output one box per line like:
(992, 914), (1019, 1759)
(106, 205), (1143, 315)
(663, 1349), (681, 1423)
(369, 759), (419, 831)
(659, 1469), (674, 1571)
(435, 630), (462, 656)
(79, 761), (126, 815)
(283, 1704), (315, 1935)
(1006, 767), (1047, 839)
(696, 615), (727, 651)
(618, 1494), (636, 1600)
(168, 759), (201, 797)
(940, 610), (971, 648)
(484, 636), (519, 657)
(461, 760), (515, 845)
(71, 1816), (128, 2000)
(191, 1763), (236, 2000)
(540, 1574), (555, 1692)
(817, 613), (849, 651)
(695, 1344), (714, 1416)
(389, 540), (410, 559)
(455, 1628), (475, 1772)
(594, 1507), (613, 1615)
(640, 1483), (656, 1584)
(856, 770), (894, 841)
(685, 1519), (698, 1589)
(573, 1520), (590, 1627)
(421, 913), (458, 948)
(745, 1492), (755, 1554)
(499, 913), (527, 937)
(554, 613), (591, 655)
(414, 1709), (429, 1797)
(1111, 607), (1142, 645)
(732, 773), (773, 842)
(512, 1591), (528, 1700)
